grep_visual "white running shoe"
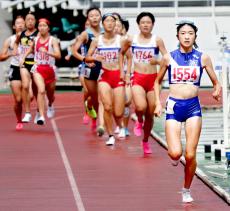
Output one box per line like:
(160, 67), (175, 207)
(47, 106), (55, 118)
(34, 112), (40, 124)
(106, 136), (115, 146)
(117, 128), (126, 139)
(114, 126), (120, 134)
(182, 188), (194, 203)
(36, 116), (45, 125)
(22, 113), (32, 123)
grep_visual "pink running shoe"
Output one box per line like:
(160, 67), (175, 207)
(133, 121), (143, 136)
(16, 122), (23, 131)
(91, 118), (97, 131)
(83, 113), (90, 125)
(142, 142), (152, 154)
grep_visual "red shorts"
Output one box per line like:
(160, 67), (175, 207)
(131, 71), (157, 92)
(99, 68), (125, 89)
(36, 65), (56, 85)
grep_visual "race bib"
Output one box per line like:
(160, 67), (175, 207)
(84, 67), (91, 78)
(99, 50), (119, 63)
(133, 48), (154, 63)
(171, 66), (200, 84)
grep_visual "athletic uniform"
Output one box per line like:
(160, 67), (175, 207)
(83, 28), (102, 80)
(18, 30), (38, 71)
(8, 35), (21, 81)
(97, 34), (124, 88)
(166, 48), (203, 122)
(32, 36), (56, 85)
(131, 34), (159, 92)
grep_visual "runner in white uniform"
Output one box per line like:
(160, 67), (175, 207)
(120, 12), (167, 154)
(0, 16), (25, 130)
(86, 13), (130, 145)
(20, 18), (61, 125)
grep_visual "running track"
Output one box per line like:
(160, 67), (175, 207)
(0, 90), (228, 211)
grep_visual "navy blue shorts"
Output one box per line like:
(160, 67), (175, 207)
(84, 61), (101, 81)
(165, 96), (202, 122)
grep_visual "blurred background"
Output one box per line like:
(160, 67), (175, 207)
(0, 0), (230, 88)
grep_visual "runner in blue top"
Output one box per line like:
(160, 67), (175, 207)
(154, 20), (221, 203)
(72, 7), (105, 135)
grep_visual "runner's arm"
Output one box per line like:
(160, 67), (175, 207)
(202, 54), (221, 101)
(154, 54), (169, 117)
(0, 38), (11, 61)
(48, 38), (61, 59)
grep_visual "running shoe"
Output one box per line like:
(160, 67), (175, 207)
(171, 158), (180, 166)
(22, 112), (31, 123)
(34, 112), (40, 124)
(114, 126), (120, 134)
(83, 113), (90, 125)
(133, 120), (143, 136)
(85, 100), (97, 119)
(182, 188), (194, 203)
(142, 142), (152, 154)
(125, 128), (130, 136)
(97, 126), (105, 136)
(16, 122), (23, 131)
(47, 106), (55, 118)
(91, 118), (97, 131)
(36, 116), (45, 125)
(106, 136), (115, 146)
(118, 128), (126, 139)
(87, 107), (97, 119)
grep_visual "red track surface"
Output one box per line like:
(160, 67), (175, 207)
(0, 91), (228, 211)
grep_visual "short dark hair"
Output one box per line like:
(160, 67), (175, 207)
(136, 12), (155, 24)
(26, 11), (36, 19)
(86, 6), (101, 17)
(102, 13), (116, 23)
(112, 12), (122, 21)
(14, 15), (24, 24)
(122, 19), (129, 32)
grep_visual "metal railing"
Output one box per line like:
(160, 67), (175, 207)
(91, 0), (230, 17)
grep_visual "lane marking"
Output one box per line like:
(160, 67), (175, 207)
(51, 119), (86, 211)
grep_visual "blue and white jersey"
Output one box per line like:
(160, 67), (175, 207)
(84, 27), (104, 52)
(96, 34), (121, 64)
(131, 34), (159, 64)
(168, 49), (203, 86)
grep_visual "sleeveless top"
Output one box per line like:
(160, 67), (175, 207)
(131, 34), (159, 64)
(96, 34), (121, 64)
(9, 35), (20, 66)
(34, 36), (55, 66)
(168, 49), (203, 86)
(18, 30), (38, 64)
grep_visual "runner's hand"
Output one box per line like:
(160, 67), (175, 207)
(154, 103), (162, 117)
(212, 83), (221, 101)
(125, 73), (130, 85)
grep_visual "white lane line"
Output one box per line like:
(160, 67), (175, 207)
(51, 119), (86, 211)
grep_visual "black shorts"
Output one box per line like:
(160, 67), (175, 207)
(23, 62), (34, 72)
(8, 65), (21, 81)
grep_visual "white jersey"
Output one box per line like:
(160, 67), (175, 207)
(131, 34), (159, 64)
(96, 34), (121, 64)
(9, 35), (20, 66)
(34, 36), (55, 66)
